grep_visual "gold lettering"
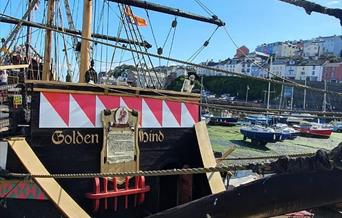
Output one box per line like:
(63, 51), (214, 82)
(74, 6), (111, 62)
(84, 134), (91, 144)
(92, 134), (99, 144)
(138, 130), (165, 143)
(76, 131), (83, 144)
(158, 130), (164, 142)
(51, 130), (99, 145)
(52, 130), (64, 145)
(64, 135), (72, 144)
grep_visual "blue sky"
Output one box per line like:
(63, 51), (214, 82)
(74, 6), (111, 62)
(0, 0), (341, 78)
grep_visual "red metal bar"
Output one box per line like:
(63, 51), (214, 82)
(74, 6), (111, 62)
(125, 177), (129, 209)
(86, 176), (150, 212)
(93, 177), (100, 212)
(103, 178), (108, 210)
(113, 177), (118, 211)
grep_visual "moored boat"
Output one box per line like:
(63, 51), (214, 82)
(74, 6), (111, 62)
(297, 122), (333, 138)
(240, 125), (277, 146)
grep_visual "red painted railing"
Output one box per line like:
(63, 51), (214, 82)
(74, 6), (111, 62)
(85, 176), (150, 212)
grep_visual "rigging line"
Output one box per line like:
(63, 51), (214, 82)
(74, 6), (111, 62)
(120, 6), (147, 85)
(187, 45), (205, 63)
(6, 13), (342, 96)
(187, 26), (219, 63)
(145, 9), (158, 48)
(0, 0), (40, 63)
(166, 20), (177, 67)
(194, 0), (216, 17)
(118, 4), (144, 88)
(94, 56), (135, 64)
(2, 0), (10, 14)
(85, 81), (342, 118)
(130, 22), (157, 89)
(130, 14), (162, 88)
(58, 6), (72, 80)
(120, 4), (155, 88)
(127, 16), (156, 89)
(162, 24), (173, 49)
(106, 0), (110, 71)
(145, 8), (161, 65)
(109, 21), (123, 71)
(222, 26), (331, 96)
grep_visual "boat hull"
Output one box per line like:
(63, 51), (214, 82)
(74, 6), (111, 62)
(1, 81), (211, 217)
(299, 128), (333, 138)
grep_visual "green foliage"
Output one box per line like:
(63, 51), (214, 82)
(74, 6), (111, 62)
(167, 76), (281, 100)
(108, 64), (136, 78)
(166, 76), (201, 92)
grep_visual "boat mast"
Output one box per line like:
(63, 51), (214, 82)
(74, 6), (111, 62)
(0, 17), (151, 48)
(303, 77), (307, 110)
(267, 56), (272, 110)
(79, 0), (92, 83)
(25, 0), (32, 61)
(42, 0), (55, 81)
(108, 0), (225, 26)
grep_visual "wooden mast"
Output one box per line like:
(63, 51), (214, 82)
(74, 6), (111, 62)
(79, 0), (92, 83)
(42, 0), (55, 81)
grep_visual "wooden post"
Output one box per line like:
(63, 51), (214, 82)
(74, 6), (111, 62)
(42, 0), (55, 81)
(79, 0), (92, 83)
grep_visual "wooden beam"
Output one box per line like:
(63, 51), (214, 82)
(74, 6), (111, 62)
(42, 0), (55, 81)
(278, 0), (342, 25)
(194, 121), (225, 194)
(79, 0), (92, 83)
(149, 169), (342, 218)
(7, 138), (90, 218)
(0, 64), (29, 70)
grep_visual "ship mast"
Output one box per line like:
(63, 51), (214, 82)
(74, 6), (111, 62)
(42, 0), (55, 81)
(79, 0), (92, 83)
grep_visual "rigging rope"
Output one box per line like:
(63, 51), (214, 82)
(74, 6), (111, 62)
(118, 4), (145, 88)
(187, 26), (219, 63)
(0, 0), (39, 63)
(4, 166), (233, 179)
(3, 12), (342, 96)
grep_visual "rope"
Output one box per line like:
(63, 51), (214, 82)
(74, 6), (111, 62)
(187, 26), (219, 63)
(222, 26), (334, 97)
(2, 12), (342, 96)
(221, 152), (315, 161)
(5, 166), (233, 179)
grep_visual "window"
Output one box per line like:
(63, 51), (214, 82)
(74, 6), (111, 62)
(301, 71), (305, 75)
(313, 66), (316, 70)
(312, 71), (315, 75)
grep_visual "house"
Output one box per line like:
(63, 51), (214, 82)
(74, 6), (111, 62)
(270, 59), (288, 77)
(284, 60), (299, 79)
(294, 59), (327, 81)
(322, 62), (342, 82)
(235, 46), (249, 59)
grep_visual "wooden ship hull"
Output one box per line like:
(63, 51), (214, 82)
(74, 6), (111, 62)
(0, 80), (216, 217)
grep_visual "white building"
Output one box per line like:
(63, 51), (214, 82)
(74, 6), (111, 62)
(294, 60), (327, 81)
(270, 59), (287, 77)
(303, 42), (320, 57)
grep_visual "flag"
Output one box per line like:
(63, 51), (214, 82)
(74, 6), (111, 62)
(124, 6), (147, 27)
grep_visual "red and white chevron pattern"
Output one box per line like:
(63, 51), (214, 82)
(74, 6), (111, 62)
(39, 92), (199, 128)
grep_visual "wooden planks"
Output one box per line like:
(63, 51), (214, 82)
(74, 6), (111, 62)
(194, 121), (225, 194)
(7, 138), (90, 218)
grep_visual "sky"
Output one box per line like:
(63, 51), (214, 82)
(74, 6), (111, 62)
(0, 0), (341, 79)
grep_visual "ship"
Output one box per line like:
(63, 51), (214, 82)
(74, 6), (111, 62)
(0, 0), (341, 218)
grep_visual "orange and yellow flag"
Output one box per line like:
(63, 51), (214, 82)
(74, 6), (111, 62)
(124, 6), (147, 27)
